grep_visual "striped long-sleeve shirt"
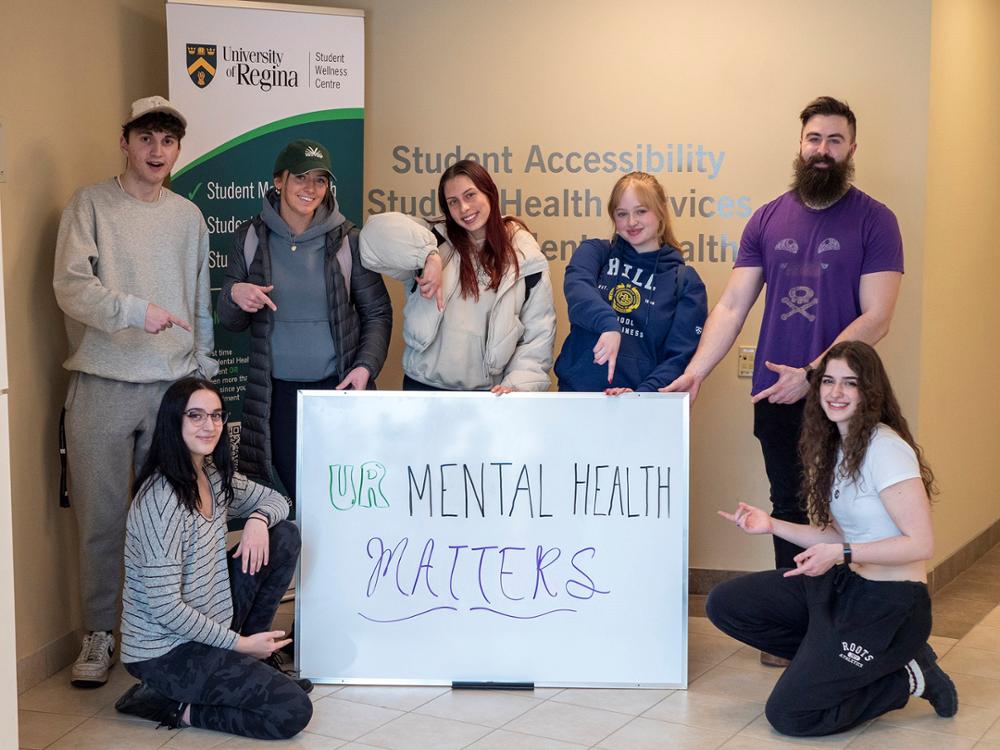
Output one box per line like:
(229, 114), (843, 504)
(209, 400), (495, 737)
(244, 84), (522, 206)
(120, 464), (289, 663)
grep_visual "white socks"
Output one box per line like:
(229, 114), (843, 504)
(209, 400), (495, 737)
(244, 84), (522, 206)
(906, 658), (926, 697)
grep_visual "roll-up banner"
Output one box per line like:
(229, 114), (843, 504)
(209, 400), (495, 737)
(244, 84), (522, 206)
(166, 0), (365, 462)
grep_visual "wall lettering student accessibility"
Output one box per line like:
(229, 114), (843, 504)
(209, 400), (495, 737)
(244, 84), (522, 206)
(296, 392), (689, 687)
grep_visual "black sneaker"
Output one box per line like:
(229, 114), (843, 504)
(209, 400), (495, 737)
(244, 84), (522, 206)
(263, 651), (313, 694)
(915, 644), (958, 717)
(115, 682), (184, 729)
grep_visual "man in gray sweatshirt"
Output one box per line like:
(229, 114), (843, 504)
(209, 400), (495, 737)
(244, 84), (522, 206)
(53, 96), (218, 687)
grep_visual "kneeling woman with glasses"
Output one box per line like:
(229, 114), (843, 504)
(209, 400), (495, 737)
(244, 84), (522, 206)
(114, 377), (312, 740)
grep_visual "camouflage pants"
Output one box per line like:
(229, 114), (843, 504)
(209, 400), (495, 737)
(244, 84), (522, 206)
(125, 521), (311, 739)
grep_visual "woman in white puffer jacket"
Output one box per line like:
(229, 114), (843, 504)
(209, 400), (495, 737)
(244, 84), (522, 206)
(360, 159), (555, 392)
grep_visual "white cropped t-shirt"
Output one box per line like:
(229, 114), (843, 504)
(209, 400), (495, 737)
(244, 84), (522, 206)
(830, 424), (921, 544)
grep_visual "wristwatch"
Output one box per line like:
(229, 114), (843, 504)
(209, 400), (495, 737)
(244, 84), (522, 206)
(842, 542), (853, 565)
(803, 363), (816, 383)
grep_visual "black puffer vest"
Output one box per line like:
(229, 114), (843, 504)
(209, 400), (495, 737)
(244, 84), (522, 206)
(217, 215), (392, 483)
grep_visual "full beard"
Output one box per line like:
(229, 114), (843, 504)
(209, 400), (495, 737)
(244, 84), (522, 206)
(791, 153), (855, 207)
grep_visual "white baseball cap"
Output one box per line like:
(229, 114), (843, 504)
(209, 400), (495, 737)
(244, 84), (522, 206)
(123, 95), (188, 129)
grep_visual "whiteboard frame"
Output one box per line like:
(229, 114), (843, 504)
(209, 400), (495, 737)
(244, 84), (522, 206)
(295, 391), (689, 689)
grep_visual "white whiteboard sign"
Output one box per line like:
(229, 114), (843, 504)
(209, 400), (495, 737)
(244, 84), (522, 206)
(296, 392), (688, 687)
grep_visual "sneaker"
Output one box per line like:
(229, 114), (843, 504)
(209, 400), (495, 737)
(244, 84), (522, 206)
(914, 644), (958, 717)
(115, 682), (183, 729)
(263, 651), (313, 694)
(71, 631), (116, 687)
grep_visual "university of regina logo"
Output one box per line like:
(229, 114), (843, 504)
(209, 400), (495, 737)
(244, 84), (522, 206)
(186, 43), (217, 88)
(609, 283), (642, 314)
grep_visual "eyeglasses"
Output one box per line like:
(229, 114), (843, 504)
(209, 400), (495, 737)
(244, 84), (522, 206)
(183, 409), (229, 425)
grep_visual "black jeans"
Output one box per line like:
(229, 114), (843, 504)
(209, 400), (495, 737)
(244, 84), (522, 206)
(125, 521), (311, 740)
(707, 566), (930, 737)
(270, 376), (340, 505)
(753, 399), (809, 568)
(402, 374), (451, 391)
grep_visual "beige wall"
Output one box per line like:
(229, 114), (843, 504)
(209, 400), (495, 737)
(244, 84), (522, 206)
(0, 0), (168, 672)
(350, 0), (932, 571)
(919, 0), (1000, 564)
(0, 0), (992, 680)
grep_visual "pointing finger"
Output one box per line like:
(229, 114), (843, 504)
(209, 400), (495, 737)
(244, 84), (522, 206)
(170, 315), (193, 332)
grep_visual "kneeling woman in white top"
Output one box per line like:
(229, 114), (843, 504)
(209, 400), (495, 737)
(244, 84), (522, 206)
(360, 159), (556, 392)
(114, 377), (312, 739)
(708, 341), (957, 737)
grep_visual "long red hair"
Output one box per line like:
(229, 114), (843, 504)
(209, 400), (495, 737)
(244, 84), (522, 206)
(437, 160), (525, 300)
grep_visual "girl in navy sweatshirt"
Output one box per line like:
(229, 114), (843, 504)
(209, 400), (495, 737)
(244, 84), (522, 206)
(555, 172), (707, 392)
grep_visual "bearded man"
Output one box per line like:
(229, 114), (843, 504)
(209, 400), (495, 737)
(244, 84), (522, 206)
(664, 96), (904, 663)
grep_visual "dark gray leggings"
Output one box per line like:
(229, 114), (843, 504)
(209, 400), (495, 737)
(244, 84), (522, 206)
(125, 521), (312, 740)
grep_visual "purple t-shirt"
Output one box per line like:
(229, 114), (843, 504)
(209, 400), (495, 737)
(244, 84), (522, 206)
(734, 187), (903, 395)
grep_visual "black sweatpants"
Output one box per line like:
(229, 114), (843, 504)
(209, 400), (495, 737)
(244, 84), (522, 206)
(125, 521), (312, 740)
(753, 400), (809, 569)
(706, 565), (931, 737)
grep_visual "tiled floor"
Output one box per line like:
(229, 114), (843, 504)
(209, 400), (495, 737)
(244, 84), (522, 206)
(932, 545), (1000, 639)
(16, 605), (1000, 750)
(19, 547), (1000, 749)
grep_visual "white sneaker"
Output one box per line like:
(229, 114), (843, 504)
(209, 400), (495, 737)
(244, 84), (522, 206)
(71, 631), (116, 687)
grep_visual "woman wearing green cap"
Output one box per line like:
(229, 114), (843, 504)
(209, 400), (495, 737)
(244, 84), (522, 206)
(218, 138), (392, 502)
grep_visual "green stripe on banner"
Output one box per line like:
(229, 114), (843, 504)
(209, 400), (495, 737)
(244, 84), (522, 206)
(174, 107), (365, 180)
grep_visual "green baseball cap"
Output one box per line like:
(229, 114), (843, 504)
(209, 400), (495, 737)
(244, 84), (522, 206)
(273, 138), (335, 178)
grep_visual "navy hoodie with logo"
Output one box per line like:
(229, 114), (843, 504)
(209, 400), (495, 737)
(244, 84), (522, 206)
(554, 236), (707, 392)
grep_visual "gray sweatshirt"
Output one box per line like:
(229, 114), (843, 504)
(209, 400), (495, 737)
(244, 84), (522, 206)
(260, 194), (344, 380)
(53, 178), (218, 382)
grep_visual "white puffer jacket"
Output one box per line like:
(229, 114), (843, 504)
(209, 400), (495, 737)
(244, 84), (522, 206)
(360, 212), (555, 391)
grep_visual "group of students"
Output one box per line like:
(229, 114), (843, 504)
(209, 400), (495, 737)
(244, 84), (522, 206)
(52, 94), (957, 741)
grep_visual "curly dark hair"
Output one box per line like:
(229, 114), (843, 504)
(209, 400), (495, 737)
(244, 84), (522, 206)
(436, 160), (526, 301)
(122, 111), (186, 141)
(799, 341), (936, 528)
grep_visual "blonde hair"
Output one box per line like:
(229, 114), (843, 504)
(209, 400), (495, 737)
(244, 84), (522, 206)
(607, 172), (680, 248)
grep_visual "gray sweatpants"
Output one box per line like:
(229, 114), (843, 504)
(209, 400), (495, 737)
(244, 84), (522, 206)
(64, 372), (172, 632)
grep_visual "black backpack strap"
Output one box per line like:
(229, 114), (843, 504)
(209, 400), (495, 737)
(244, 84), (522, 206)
(523, 271), (542, 301)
